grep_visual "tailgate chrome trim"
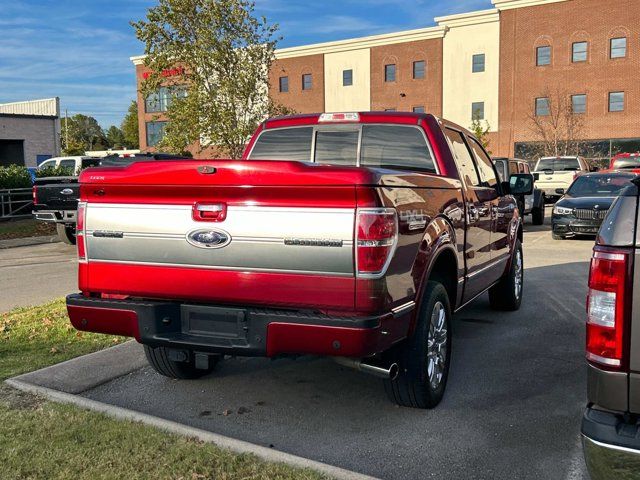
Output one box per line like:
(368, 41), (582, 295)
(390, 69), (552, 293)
(88, 259), (355, 277)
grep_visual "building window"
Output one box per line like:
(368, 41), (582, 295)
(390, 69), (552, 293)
(413, 61), (425, 79)
(279, 76), (289, 93)
(343, 69), (353, 86)
(535, 97), (550, 116)
(572, 94), (587, 114)
(536, 46), (551, 66)
(572, 42), (588, 62)
(146, 121), (167, 147)
(611, 37), (627, 58)
(609, 92), (625, 112)
(302, 74), (312, 90)
(472, 102), (485, 120)
(472, 54), (485, 73)
(385, 64), (396, 82)
(144, 86), (186, 113)
(413, 106), (425, 113)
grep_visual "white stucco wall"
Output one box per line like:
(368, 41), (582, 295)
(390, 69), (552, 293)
(324, 48), (371, 112)
(439, 11), (500, 131)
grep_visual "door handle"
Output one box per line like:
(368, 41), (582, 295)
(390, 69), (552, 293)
(192, 202), (227, 222)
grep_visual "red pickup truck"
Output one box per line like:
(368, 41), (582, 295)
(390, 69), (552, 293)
(66, 112), (532, 408)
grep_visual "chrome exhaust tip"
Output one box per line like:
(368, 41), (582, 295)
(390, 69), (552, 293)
(334, 357), (399, 380)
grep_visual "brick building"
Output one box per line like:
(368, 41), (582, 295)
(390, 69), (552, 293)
(131, 0), (640, 159)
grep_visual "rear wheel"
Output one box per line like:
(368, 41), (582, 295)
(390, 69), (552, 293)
(489, 240), (523, 311)
(56, 223), (76, 245)
(384, 281), (452, 409)
(144, 345), (220, 379)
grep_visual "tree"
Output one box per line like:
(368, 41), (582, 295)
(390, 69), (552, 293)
(61, 114), (107, 154)
(470, 117), (492, 154)
(121, 100), (140, 149)
(528, 88), (586, 159)
(132, 0), (293, 159)
(106, 125), (126, 149)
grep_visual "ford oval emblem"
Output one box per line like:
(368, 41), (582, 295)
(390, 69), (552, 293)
(186, 228), (231, 249)
(60, 188), (74, 195)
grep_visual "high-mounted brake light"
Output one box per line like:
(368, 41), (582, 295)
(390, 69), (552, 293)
(319, 113), (360, 123)
(76, 202), (87, 262)
(586, 248), (631, 369)
(356, 208), (398, 278)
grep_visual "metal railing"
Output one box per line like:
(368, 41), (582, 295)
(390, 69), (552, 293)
(0, 188), (33, 219)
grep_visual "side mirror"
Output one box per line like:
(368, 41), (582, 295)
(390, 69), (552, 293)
(533, 172), (540, 181)
(555, 188), (565, 195)
(509, 173), (534, 196)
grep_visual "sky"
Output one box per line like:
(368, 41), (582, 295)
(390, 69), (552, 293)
(0, 0), (491, 128)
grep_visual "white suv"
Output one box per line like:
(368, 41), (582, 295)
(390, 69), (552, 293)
(37, 156), (101, 176)
(533, 156), (590, 200)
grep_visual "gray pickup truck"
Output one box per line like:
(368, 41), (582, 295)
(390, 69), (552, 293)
(582, 176), (640, 478)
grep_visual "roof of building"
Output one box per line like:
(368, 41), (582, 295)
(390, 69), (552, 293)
(0, 98), (60, 118)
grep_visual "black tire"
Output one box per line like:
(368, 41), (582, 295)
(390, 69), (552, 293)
(531, 203), (545, 225)
(552, 233), (565, 240)
(384, 281), (452, 409)
(489, 239), (523, 311)
(144, 345), (219, 379)
(56, 223), (76, 245)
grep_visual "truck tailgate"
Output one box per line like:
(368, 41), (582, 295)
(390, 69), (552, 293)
(79, 160), (367, 310)
(34, 177), (79, 211)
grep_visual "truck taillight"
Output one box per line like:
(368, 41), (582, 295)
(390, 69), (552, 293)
(586, 248), (631, 369)
(356, 208), (397, 278)
(77, 202), (87, 262)
(32, 186), (38, 205)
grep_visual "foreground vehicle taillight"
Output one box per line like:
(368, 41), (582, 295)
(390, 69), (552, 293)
(32, 186), (38, 205)
(76, 202), (87, 262)
(356, 208), (398, 278)
(586, 248), (631, 369)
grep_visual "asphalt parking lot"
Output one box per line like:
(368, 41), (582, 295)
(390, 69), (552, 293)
(35, 208), (588, 480)
(0, 242), (76, 312)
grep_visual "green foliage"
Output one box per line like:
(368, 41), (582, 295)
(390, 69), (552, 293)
(470, 118), (492, 154)
(61, 114), (107, 154)
(0, 165), (32, 189)
(36, 165), (74, 178)
(106, 125), (127, 148)
(132, 0), (292, 159)
(121, 100), (140, 149)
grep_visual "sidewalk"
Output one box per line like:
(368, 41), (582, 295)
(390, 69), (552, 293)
(0, 235), (59, 249)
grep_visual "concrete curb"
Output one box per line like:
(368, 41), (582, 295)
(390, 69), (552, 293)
(0, 235), (59, 249)
(5, 378), (379, 480)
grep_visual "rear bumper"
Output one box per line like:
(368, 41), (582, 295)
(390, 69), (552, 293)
(33, 209), (76, 224)
(582, 407), (640, 480)
(66, 294), (409, 358)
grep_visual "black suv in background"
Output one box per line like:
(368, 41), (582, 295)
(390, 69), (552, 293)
(582, 176), (640, 479)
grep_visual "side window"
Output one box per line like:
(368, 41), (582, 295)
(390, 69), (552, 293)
(59, 159), (76, 170)
(467, 137), (498, 189)
(248, 127), (313, 162)
(518, 163), (526, 174)
(508, 162), (519, 175)
(523, 163), (530, 174)
(38, 159), (55, 169)
(444, 128), (480, 188)
(361, 125), (436, 173)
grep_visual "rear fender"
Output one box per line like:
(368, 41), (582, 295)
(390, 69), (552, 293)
(409, 216), (459, 335)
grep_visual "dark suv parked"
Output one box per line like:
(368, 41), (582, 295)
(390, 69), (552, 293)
(581, 176), (640, 479)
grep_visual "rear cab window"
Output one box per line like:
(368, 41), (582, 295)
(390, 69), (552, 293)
(249, 123), (437, 173)
(535, 158), (580, 172)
